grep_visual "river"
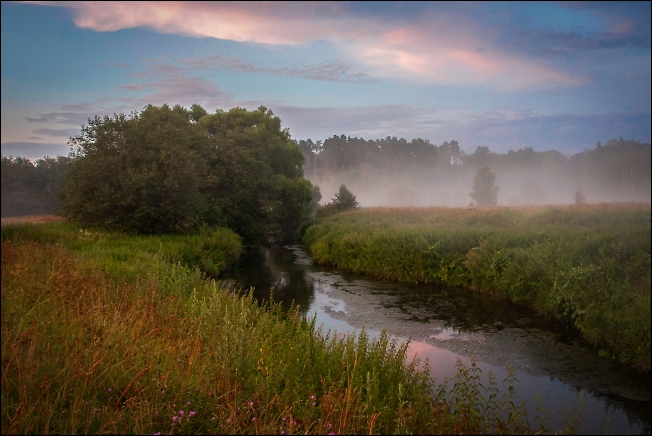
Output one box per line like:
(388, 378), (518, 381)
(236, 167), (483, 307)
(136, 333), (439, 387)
(221, 245), (651, 435)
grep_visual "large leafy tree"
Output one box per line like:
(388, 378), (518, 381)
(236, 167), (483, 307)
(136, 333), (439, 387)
(60, 104), (313, 242)
(197, 106), (312, 243)
(470, 166), (499, 207)
(61, 105), (208, 233)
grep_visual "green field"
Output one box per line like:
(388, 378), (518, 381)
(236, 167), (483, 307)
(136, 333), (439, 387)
(2, 221), (545, 434)
(302, 204), (651, 372)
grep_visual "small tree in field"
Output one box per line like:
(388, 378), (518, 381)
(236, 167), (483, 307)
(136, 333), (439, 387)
(316, 184), (359, 217)
(470, 166), (499, 207)
(332, 184), (359, 212)
(574, 190), (586, 205)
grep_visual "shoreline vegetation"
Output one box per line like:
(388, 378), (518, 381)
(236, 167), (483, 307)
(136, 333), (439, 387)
(2, 219), (593, 435)
(302, 203), (651, 373)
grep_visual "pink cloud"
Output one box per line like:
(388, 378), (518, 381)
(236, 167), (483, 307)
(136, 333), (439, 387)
(28, 1), (588, 92)
(609, 17), (635, 34)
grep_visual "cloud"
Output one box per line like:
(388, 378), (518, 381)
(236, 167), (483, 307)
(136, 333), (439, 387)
(512, 29), (650, 56)
(1, 142), (71, 159)
(23, 101), (117, 126)
(119, 59), (233, 109)
(268, 102), (650, 154)
(29, 1), (588, 92)
(181, 55), (376, 83)
(33, 127), (79, 137)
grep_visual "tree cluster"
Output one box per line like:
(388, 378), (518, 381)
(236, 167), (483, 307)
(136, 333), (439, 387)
(60, 104), (313, 244)
(1, 155), (70, 217)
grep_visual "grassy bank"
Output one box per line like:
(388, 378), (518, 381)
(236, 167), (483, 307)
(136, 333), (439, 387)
(1, 222), (541, 434)
(1, 222), (242, 279)
(302, 204), (651, 372)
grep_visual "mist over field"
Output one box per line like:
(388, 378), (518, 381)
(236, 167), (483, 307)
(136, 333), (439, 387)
(299, 137), (651, 208)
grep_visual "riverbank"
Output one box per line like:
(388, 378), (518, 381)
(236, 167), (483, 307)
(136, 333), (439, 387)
(2, 221), (539, 434)
(302, 204), (651, 372)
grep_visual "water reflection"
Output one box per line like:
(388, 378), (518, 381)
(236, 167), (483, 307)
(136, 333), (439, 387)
(221, 245), (651, 435)
(222, 246), (316, 313)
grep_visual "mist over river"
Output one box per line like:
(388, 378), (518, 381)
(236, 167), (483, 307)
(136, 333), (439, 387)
(221, 245), (651, 435)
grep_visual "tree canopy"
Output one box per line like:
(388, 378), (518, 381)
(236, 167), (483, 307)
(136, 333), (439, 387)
(60, 104), (313, 244)
(469, 166), (499, 207)
(332, 184), (360, 212)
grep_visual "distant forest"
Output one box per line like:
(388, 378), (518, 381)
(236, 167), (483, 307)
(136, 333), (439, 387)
(298, 137), (651, 207)
(2, 137), (650, 218)
(1, 156), (70, 218)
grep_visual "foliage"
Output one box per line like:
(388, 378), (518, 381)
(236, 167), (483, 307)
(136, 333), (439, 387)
(60, 105), (209, 234)
(470, 166), (499, 207)
(0, 221), (559, 435)
(1, 155), (70, 217)
(59, 104), (313, 243)
(196, 106), (312, 243)
(302, 204), (651, 371)
(574, 190), (586, 205)
(316, 184), (360, 218)
(332, 184), (360, 211)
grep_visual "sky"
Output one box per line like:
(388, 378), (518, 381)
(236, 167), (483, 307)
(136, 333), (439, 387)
(1, 1), (650, 160)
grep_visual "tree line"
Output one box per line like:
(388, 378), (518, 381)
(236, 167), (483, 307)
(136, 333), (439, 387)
(298, 136), (651, 205)
(1, 155), (70, 218)
(2, 106), (650, 227)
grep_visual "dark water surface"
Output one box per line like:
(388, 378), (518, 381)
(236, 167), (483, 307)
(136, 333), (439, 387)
(221, 245), (651, 435)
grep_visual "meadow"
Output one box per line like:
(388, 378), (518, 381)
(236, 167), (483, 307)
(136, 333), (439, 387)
(2, 221), (545, 434)
(302, 204), (651, 372)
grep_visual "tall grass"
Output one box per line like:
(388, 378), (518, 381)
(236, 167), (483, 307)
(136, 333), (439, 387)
(1, 222), (242, 279)
(2, 222), (541, 434)
(302, 204), (651, 372)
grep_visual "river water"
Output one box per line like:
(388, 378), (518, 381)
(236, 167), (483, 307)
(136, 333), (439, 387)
(221, 245), (651, 435)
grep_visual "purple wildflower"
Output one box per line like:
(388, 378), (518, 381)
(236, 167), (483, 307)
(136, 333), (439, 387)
(189, 411), (196, 417)
(252, 417), (256, 422)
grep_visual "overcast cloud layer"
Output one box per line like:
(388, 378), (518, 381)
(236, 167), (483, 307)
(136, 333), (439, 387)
(2, 1), (650, 158)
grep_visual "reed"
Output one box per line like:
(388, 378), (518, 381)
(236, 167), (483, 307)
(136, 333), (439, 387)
(303, 204), (651, 371)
